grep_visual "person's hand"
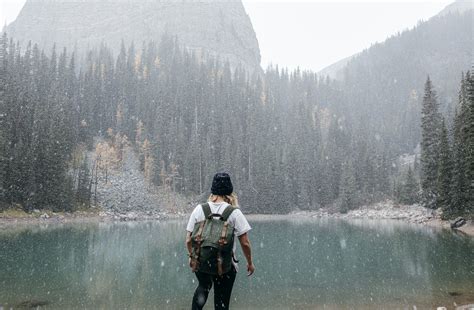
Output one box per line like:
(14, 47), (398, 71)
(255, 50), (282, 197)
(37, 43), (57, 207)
(189, 257), (193, 269)
(247, 263), (255, 276)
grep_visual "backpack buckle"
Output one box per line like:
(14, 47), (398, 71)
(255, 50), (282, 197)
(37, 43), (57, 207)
(209, 213), (224, 221)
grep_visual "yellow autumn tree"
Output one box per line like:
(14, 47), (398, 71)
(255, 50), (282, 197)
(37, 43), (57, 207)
(94, 140), (122, 183)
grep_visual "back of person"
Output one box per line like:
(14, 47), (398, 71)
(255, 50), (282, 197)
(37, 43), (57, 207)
(185, 172), (255, 310)
(188, 201), (250, 273)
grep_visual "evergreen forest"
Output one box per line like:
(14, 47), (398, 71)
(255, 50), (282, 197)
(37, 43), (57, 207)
(0, 30), (472, 218)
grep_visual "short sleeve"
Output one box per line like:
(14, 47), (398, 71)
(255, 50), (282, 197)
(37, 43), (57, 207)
(186, 205), (203, 232)
(232, 209), (252, 237)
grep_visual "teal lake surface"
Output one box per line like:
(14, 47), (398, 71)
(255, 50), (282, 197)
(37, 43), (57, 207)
(1, 217), (473, 309)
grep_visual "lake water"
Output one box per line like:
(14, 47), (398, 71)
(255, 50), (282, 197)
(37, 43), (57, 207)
(0, 217), (473, 309)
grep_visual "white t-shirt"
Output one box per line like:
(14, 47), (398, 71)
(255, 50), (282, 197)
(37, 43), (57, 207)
(186, 201), (252, 271)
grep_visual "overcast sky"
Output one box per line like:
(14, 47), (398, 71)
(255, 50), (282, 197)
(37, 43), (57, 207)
(1, 0), (453, 71)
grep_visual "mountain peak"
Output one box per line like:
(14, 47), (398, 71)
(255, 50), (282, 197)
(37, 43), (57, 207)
(7, 0), (261, 71)
(438, 0), (473, 16)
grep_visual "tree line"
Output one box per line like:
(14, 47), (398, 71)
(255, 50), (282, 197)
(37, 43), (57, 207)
(1, 32), (470, 218)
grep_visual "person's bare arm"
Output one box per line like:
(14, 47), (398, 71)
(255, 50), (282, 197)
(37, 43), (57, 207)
(185, 232), (193, 254)
(238, 233), (255, 276)
(185, 232), (193, 267)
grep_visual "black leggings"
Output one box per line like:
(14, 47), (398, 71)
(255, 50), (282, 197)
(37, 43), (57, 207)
(191, 267), (237, 310)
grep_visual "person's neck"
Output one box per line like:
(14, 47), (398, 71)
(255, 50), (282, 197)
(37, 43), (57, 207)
(213, 196), (225, 203)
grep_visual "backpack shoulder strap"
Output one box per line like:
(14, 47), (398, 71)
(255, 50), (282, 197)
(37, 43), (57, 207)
(221, 205), (236, 221)
(201, 203), (211, 219)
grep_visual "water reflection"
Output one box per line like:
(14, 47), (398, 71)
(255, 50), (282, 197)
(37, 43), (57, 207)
(0, 219), (473, 309)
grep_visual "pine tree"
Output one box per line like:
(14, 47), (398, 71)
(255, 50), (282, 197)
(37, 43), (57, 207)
(437, 118), (452, 216)
(77, 157), (91, 207)
(420, 77), (442, 209)
(399, 167), (419, 205)
(450, 73), (469, 216)
(0, 33), (6, 205)
(338, 160), (357, 213)
(464, 71), (474, 216)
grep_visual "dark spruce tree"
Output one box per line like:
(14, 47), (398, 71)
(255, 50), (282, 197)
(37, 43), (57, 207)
(338, 160), (357, 213)
(449, 71), (473, 219)
(465, 71), (474, 216)
(436, 117), (452, 217)
(397, 166), (419, 205)
(450, 82), (467, 216)
(420, 77), (441, 209)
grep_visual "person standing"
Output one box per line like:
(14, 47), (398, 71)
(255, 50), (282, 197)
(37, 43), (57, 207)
(185, 172), (255, 310)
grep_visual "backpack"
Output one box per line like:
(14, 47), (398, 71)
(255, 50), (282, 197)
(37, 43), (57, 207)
(190, 203), (236, 276)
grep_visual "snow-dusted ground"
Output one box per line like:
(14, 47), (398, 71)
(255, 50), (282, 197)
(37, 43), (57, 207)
(91, 145), (193, 221)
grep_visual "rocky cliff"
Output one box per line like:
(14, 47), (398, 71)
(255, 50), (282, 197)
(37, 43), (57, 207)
(7, 0), (261, 71)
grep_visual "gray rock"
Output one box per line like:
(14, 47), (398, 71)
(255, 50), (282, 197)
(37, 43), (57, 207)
(7, 0), (261, 72)
(16, 300), (50, 308)
(83, 139), (193, 220)
(451, 217), (467, 229)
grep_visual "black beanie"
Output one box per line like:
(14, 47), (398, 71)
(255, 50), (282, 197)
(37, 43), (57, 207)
(211, 172), (233, 196)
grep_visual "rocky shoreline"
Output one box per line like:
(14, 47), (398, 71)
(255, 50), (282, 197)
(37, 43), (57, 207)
(290, 200), (474, 236)
(1, 200), (472, 235)
(0, 208), (188, 225)
(5, 144), (468, 234)
(292, 201), (438, 223)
